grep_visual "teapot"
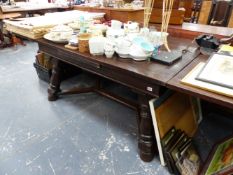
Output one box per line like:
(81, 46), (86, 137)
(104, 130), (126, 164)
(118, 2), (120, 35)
(124, 21), (139, 33)
(111, 20), (122, 30)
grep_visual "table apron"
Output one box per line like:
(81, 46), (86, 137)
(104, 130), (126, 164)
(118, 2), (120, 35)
(39, 43), (161, 97)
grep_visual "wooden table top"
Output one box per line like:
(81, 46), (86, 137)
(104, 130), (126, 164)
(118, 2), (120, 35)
(37, 36), (199, 87)
(167, 55), (233, 109)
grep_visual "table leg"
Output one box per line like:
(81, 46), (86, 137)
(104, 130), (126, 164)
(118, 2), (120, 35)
(48, 59), (62, 101)
(138, 94), (156, 162)
(0, 20), (5, 47)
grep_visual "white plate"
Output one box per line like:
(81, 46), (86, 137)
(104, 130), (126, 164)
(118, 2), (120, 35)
(129, 45), (151, 61)
(116, 51), (130, 58)
(43, 34), (68, 44)
(130, 55), (149, 61)
(115, 48), (130, 58)
(130, 53), (151, 61)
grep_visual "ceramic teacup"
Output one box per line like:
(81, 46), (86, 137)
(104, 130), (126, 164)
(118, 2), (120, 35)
(116, 38), (131, 54)
(111, 20), (122, 30)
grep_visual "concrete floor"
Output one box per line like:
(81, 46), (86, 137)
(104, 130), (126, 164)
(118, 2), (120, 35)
(0, 42), (169, 175)
(0, 42), (232, 175)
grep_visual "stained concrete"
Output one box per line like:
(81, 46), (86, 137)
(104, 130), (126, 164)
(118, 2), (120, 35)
(0, 42), (232, 175)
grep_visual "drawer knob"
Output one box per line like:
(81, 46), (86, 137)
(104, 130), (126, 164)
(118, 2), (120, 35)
(146, 87), (153, 92)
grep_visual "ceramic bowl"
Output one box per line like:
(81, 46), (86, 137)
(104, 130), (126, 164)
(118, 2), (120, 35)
(115, 48), (130, 58)
(105, 50), (114, 58)
(115, 37), (131, 54)
(129, 44), (152, 61)
(132, 36), (146, 45)
(140, 41), (154, 53)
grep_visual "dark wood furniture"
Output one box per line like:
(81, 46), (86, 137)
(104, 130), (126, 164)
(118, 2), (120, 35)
(73, 3), (185, 25)
(37, 37), (200, 162)
(150, 0), (185, 25)
(190, 0), (202, 23)
(73, 6), (144, 24)
(153, 22), (233, 40)
(0, 12), (21, 48)
(167, 55), (233, 110)
(31, 23), (233, 163)
(180, 0), (194, 22)
(153, 0), (180, 8)
(207, 0), (233, 27)
(198, 0), (212, 24)
(150, 8), (185, 25)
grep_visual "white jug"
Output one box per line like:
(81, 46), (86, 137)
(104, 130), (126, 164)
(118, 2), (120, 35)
(111, 20), (122, 30)
(89, 36), (106, 56)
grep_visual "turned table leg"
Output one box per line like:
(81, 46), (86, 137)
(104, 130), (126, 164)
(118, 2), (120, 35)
(138, 94), (156, 162)
(48, 59), (62, 101)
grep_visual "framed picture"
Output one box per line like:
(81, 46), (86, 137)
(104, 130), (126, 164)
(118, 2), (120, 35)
(175, 142), (201, 175)
(189, 97), (203, 124)
(196, 53), (233, 90)
(202, 135), (233, 175)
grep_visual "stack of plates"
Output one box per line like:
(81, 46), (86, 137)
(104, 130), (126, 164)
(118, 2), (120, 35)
(43, 34), (68, 43)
